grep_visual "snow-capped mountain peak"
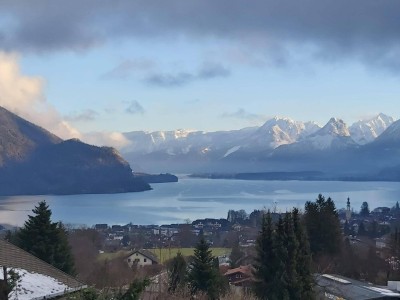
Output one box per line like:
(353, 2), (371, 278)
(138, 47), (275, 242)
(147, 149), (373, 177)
(253, 116), (318, 148)
(350, 113), (395, 144)
(317, 117), (350, 137)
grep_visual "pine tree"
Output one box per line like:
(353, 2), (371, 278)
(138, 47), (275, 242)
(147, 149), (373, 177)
(229, 234), (244, 268)
(253, 210), (315, 300)
(292, 208), (314, 299)
(53, 222), (75, 275)
(167, 251), (187, 294)
(187, 236), (222, 299)
(304, 194), (342, 256)
(283, 212), (300, 299)
(253, 211), (275, 299)
(271, 216), (290, 300)
(17, 201), (75, 275)
(360, 201), (370, 217)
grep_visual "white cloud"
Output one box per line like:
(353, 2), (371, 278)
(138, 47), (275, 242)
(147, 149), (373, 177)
(0, 52), (134, 150)
(82, 131), (131, 149)
(0, 52), (80, 139)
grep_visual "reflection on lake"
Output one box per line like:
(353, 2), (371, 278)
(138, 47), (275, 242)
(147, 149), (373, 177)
(0, 178), (399, 227)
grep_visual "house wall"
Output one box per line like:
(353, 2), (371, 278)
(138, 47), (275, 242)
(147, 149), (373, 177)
(127, 252), (154, 267)
(227, 272), (247, 284)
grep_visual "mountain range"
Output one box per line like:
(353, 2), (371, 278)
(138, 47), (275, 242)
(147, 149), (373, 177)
(120, 113), (400, 180)
(0, 106), (150, 195)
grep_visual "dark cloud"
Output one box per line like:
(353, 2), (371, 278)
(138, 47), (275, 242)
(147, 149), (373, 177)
(221, 108), (265, 122)
(2, 1), (400, 71)
(101, 59), (155, 80)
(145, 72), (194, 87)
(126, 100), (145, 115)
(65, 109), (99, 122)
(198, 63), (230, 79)
(145, 63), (230, 87)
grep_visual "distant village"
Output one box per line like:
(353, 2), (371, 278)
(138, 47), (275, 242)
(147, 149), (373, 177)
(3, 197), (400, 299)
(92, 198), (398, 256)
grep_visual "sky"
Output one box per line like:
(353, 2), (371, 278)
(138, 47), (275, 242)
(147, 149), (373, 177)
(0, 0), (400, 149)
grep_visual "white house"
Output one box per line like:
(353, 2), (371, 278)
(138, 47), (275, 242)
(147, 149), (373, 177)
(126, 249), (159, 267)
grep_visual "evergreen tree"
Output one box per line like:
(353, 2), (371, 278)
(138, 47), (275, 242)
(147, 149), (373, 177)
(292, 208), (314, 299)
(117, 278), (150, 300)
(304, 194), (342, 256)
(229, 234), (244, 268)
(17, 201), (75, 275)
(271, 216), (289, 300)
(187, 236), (222, 299)
(167, 251), (187, 294)
(360, 201), (370, 217)
(53, 222), (75, 275)
(253, 210), (315, 300)
(284, 213), (300, 299)
(253, 211), (275, 299)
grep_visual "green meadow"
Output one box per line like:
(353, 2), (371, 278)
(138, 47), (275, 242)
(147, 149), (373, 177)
(98, 248), (231, 264)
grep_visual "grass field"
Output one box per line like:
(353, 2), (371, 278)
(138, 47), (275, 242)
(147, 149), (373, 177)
(98, 250), (130, 261)
(98, 248), (231, 264)
(148, 247), (231, 263)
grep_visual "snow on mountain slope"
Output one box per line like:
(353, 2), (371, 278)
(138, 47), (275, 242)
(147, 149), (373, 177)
(277, 118), (356, 151)
(238, 117), (321, 151)
(122, 115), (399, 158)
(307, 118), (356, 149)
(318, 117), (350, 137)
(123, 127), (258, 156)
(302, 121), (321, 138)
(223, 145), (241, 157)
(123, 129), (195, 154)
(350, 113), (394, 144)
(374, 118), (400, 144)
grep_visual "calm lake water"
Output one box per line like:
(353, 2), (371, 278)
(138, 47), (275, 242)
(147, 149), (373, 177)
(0, 177), (399, 227)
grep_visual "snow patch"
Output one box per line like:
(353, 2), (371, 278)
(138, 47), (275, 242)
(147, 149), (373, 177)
(0, 268), (71, 300)
(364, 286), (400, 296)
(223, 146), (241, 157)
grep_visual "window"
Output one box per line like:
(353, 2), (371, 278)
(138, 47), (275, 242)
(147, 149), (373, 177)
(128, 258), (131, 262)
(144, 258), (147, 262)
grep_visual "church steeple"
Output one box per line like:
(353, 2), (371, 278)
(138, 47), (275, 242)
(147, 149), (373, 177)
(346, 197), (351, 221)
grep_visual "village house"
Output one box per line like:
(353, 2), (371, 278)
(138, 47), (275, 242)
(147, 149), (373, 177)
(126, 249), (159, 267)
(224, 265), (254, 287)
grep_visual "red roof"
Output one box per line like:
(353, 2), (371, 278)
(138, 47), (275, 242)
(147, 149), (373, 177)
(224, 265), (253, 277)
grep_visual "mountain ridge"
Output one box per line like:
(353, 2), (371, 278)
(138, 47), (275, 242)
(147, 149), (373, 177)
(0, 106), (151, 195)
(120, 114), (399, 177)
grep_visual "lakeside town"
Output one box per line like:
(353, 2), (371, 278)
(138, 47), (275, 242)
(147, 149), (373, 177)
(90, 198), (397, 255)
(3, 196), (400, 299)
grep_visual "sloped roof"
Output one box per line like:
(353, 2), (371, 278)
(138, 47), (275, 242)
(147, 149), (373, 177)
(0, 239), (86, 296)
(224, 265), (253, 277)
(126, 249), (159, 264)
(315, 274), (400, 300)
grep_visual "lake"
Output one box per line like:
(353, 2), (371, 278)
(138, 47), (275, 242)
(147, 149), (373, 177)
(0, 177), (399, 227)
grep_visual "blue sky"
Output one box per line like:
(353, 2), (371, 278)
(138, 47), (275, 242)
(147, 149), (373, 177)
(0, 1), (400, 148)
